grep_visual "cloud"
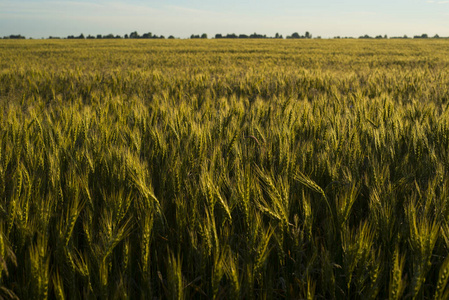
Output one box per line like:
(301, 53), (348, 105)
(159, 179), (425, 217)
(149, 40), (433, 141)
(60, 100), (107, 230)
(165, 5), (215, 15)
(426, 0), (449, 3)
(0, 1), (160, 17)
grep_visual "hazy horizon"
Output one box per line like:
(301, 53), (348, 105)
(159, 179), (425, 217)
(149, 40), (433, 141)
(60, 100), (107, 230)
(1, 0), (448, 39)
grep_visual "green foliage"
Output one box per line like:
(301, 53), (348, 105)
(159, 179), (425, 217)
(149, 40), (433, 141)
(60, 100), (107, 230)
(1, 38), (449, 298)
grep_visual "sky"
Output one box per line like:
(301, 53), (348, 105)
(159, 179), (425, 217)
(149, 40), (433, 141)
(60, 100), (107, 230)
(0, 0), (448, 38)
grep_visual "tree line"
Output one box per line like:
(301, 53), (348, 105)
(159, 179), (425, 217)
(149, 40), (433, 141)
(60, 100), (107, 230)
(1, 31), (446, 40)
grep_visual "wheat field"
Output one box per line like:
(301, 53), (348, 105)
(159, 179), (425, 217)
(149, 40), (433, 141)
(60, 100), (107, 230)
(1, 39), (449, 299)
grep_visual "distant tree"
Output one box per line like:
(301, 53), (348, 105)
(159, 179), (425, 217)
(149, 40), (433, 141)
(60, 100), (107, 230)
(249, 33), (265, 38)
(384, 34), (388, 39)
(305, 31), (311, 39)
(9, 34), (25, 40)
(434, 34), (440, 38)
(414, 33), (428, 39)
(201, 33), (208, 39)
(291, 32), (300, 39)
(190, 34), (200, 39)
(130, 31), (139, 39)
(124, 34), (129, 39)
(160, 35), (165, 39)
(68, 33), (84, 39)
(391, 35), (409, 39)
(239, 34), (249, 39)
(226, 33), (237, 39)
(168, 35), (175, 39)
(96, 34), (102, 39)
(375, 35), (383, 39)
(142, 32), (152, 38)
(215, 34), (223, 39)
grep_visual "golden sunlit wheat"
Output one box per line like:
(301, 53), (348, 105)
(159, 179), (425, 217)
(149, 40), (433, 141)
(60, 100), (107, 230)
(1, 38), (449, 298)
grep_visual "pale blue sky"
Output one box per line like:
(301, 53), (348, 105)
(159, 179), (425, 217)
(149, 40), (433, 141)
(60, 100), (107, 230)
(1, 0), (448, 38)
